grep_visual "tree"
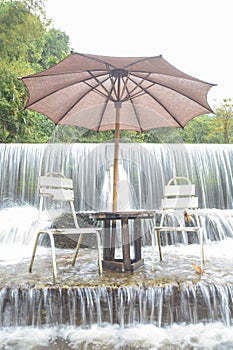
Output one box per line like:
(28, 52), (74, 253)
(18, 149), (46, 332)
(143, 127), (184, 143)
(39, 28), (70, 69)
(182, 115), (215, 143)
(0, 59), (43, 142)
(213, 98), (233, 143)
(0, 0), (46, 64)
(0, 0), (71, 142)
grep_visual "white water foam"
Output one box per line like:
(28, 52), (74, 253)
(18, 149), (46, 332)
(0, 322), (233, 349)
(0, 206), (38, 245)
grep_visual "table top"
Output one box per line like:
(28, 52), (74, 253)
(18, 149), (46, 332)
(90, 209), (156, 220)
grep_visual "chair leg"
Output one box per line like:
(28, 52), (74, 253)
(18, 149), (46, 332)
(47, 232), (57, 283)
(72, 234), (83, 266)
(72, 232), (102, 275)
(29, 231), (43, 273)
(157, 230), (163, 262)
(151, 229), (155, 272)
(200, 228), (204, 271)
(29, 231), (57, 284)
(96, 232), (102, 275)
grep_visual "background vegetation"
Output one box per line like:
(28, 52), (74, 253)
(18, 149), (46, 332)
(0, 0), (232, 144)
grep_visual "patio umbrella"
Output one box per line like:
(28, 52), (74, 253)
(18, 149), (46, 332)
(20, 52), (215, 211)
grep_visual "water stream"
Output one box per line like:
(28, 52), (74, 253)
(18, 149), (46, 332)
(0, 143), (233, 349)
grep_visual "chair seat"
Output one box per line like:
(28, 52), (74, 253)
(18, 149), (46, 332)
(155, 226), (201, 232)
(40, 227), (102, 234)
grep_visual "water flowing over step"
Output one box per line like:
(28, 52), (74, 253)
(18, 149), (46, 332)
(0, 283), (232, 328)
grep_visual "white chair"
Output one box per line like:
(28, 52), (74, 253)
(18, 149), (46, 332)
(29, 172), (102, 283)
(151, 176), (204, 272)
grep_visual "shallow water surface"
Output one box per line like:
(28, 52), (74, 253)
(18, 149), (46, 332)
(0, 238), (232, 288)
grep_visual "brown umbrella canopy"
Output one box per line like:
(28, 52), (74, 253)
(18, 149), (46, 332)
(21, 52), (215, 211)
(21, 52), (215, 131)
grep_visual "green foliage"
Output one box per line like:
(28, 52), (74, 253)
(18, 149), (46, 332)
(214, 98), (233, 143)
(0, 58), (54, 142)
(143, 127), (184, 143)
(0, 0), (46, 63)
(39, 28), (70, 69)
(0, 0), (71, 143)
(183, 115), (215, 143)
(50, 126), (114, 143)
(0, 60), (28, 142)
(28, 113), (54, 142)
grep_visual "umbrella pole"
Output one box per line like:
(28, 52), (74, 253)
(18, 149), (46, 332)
(112, 102), (121, 212)
(111, 102), (121, 261)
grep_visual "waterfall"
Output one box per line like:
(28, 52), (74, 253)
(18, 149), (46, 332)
(1, 143), (233, 244)
(100, 162), (137, 211)
(0, 283), (232, 327)
(1, 143), (233, 210)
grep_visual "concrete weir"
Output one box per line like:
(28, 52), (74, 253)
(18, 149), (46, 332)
(0, 283), (232, 328)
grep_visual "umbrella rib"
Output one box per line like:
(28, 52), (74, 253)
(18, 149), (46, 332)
(87, 70), (116, 101)
(125, 75), (184, 128)
(55, 74), (117, 125)
(23, 71), (107, 81)
(79, 53), (161, 70)
(74, 52), (117, 69)
(107, 66), (120, 100)
(54, 81), (112, 124)
(120, 75), (131, 101)
(24, 72), (109, 108)
(128, 97), (144, 132)
(84, 81), (112, 100)
(120, 73), (153, 102)
(96, 97), (110, 132)
(123, 81), (157, 131)
(122, 55), (163, 69)
(130, 72), (213, 112)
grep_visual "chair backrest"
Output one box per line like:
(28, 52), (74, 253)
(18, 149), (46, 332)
(39, 172), (74, 202)
(161, 177), (198, 210)
(38, 172), (79, 228)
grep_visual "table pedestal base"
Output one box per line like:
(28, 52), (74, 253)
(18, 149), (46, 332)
(102, 258), (144, 273)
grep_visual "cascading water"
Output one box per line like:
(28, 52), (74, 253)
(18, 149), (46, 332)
(100, 162), (137, 211)
(1, 143), (233, 349)
(1, 143), (233, 210)
(0, 283), (232, 327)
